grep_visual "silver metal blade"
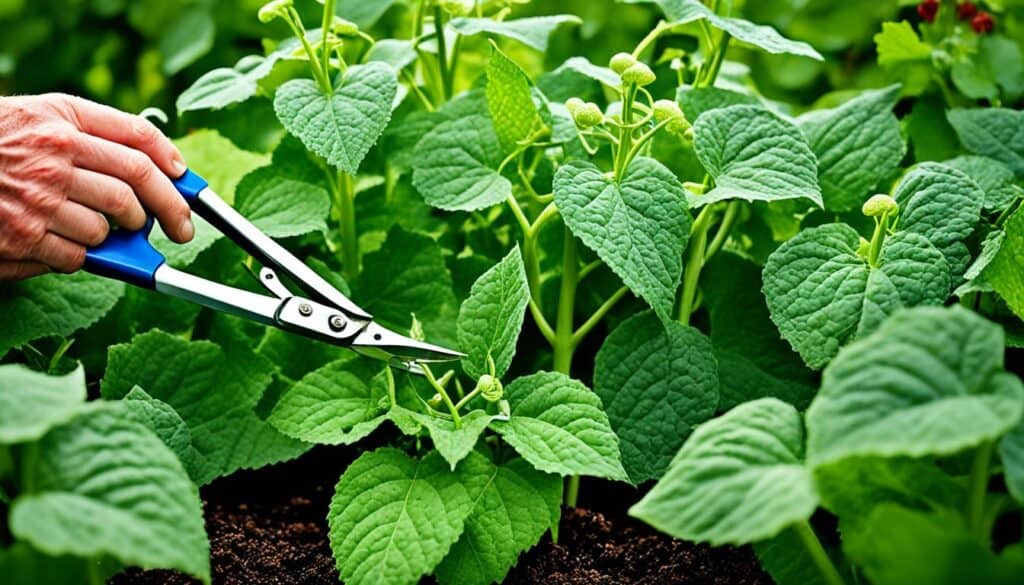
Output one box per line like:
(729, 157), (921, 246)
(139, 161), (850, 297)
(349, 322), (466, 363)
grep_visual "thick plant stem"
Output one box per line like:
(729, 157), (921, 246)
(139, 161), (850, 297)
(554, 227), (581, 507)
(704, 201), (738, 261)
(866, 213), (891, 268)
(321, 0), (337, 85)
(967, 441), (995, 540)
(792, 521), (847, 585)
(679, 206), (713, 324)
(432, 7), (452, 101)
(335, 171), (359, 282)
(613, 84), (638, 182)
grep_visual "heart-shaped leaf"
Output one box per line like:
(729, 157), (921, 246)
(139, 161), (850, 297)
(274, 62), (397, 174)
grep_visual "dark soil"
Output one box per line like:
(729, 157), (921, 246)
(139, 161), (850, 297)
(110, 445), (770, 585)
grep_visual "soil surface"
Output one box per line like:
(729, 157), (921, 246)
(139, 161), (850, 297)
(110, 445), (770, 585)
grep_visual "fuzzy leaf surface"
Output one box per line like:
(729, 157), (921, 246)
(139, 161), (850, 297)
(457, 246), (529, 380)
(986, 207), (1024, 319)
(448, 16), (582, 52)
(947, 108), (1024, 177)
(486, 44), (542, 154)
(0, 365), (85, 444)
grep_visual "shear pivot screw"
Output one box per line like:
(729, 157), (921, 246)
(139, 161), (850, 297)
(298, 303), (313, 316)
(329, 315), (346, 331)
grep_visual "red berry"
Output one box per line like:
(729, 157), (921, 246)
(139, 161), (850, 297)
(918, 0), (939, 23)
(972, 11), (995, 33)
(957, 2), (978, 21)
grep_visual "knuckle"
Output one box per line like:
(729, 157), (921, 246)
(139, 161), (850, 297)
(84, 217), (110, 246)
(25, 123), (76, 153)
(63, 246), (87, 272)
(107, 184), (138, 216)
(125, 152), (155, 183)
(132, 117), (161, 146)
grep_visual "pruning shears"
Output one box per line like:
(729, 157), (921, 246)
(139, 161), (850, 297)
(83, 169), (463, 372)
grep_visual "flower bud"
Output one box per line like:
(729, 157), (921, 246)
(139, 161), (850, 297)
(408, 314), (425, 342)
(571, 102), (603, 128)
(565, 97), (585, 115)
(439, 0), (474, 17)
(653, 99), (690, 135)
(474, 374), (504, 402)
(862, 194), (899, 218)
(620, 62), (656, 86)
(609, 52), (638, 75)
(856, 237), (871, 259)
(333, 17), (360, 36)
(258, 0), (293, 23)
(428, 393), (443, 407)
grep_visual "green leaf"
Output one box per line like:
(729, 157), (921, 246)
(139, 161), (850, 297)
(328, 448), (474, 585)
(268, 357), (389, 445)
(173, 129), (269, 205)
(693, 105), (823, 208)
(10, 403), (210, 583)
(1000, 419), (1024, 503)
(986, 206), (1024, 320)
(448, 16), (582, 53)
(754, 529), (831, 585)
(176, 54), (277, 113)
(797, 85), (905, 212)
(763, 224), (950, 369)
(411, 103), (510, 211)
(943, 156), (1020, 213)
(844, 505), (1024, 585)
(457, 246), (529, 380)
(0, 543), (102, 585)
(956, 229), (1004, 296)
(893, 162), (984, 274)
(274, 62), (397, 174)
(435, 453), (560, 585)
(102, 331), (307, 485)
(947, 108), (1024, 177)
(806, 306), (1024, 467)
(389, 408), (495, 470)
(234, 168), (331, 238)
(123, 387), (196, 469)
(486, 43), (543, 154)
(366, 39), (418, 72)
(554, 157), (691, 322)
(0, 272), (123, 359)
(553, 56), (621, 89)
(355, 226), (458, 339)
(0, 365), (85, 444)
(676, 86), (759, 122)
(160, 8), (214, 75)
(495, 371), (627, 481)
(337, 0), (400, 27)
(629, 398), (817, 545)
(594, 312), (719, 483)
(632, 0), (821, 59)
(702, 253), (818, 410)
(874, 21), (932, 66)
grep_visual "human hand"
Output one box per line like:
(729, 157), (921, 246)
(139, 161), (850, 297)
(0, 93), (194, 280)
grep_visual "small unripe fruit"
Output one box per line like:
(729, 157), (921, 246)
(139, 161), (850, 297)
(862, 194), (899, 217)
(258, 0), (293, 23)
(620, 62), (656, 86)
(653, 99), (690, 136)
(333, 17), (360, 36)
(565, 97), (585, 115)
(571, 102), (604, 128)
(439, 0), (474, 17)
(474, 374), (504, 402)
(609, 52), (638, 75)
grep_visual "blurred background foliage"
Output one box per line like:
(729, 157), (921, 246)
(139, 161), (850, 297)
(2, 0), (1022, 140)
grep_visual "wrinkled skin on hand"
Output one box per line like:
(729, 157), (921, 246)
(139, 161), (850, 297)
(0, 93), (194, 280)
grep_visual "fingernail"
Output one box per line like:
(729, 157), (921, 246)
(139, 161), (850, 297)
(181, 217), (195, 242)
(172, 158), (188, 178)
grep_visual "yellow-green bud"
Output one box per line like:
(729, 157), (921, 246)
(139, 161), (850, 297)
(620, 62), (656, 86)
(609, 52), (638, 75)
(856, 237), (871, 259)
(428, 393), (443, 407)
(333, 17), (360, 36)
(408, 314), (425, 342)
(258, 0), (293, 23)
(652, 99), (690, 135)
(862, 194), (899, 218)
(438, 0), (474, 17)
(571, 102), (603, 128)
(475, 374), (504, 402)
(565, 97), (585, 115)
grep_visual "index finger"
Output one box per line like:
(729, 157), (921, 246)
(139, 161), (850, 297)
(55, 94), (187, 179)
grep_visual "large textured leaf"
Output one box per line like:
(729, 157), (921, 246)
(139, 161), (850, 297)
(947, 108), (1024, 177)
(435, 453), (560, 585)
(0, 273), (123, 358)
(986, 206), (1024, 320)
(694, 105), (822, 208)
(495, 372), (627, 481)
(629, 0), (822, 59)
(448, 16), (582, 52)
(630, 398), (817, 545)
(274, 62), (397, 174)
(763, 224), (950, 369)
(102, 331), (307, 485)
(0, 365), (84, 444)
(268, 357), (389, 445)
(677, 86), (759, 121)
(702, 253), (817, 410)
(327, 448), (473, 585)
(893, 162), (984, 274)
(486, 44), (543, 154)
(9, 403), (209, 583)
(387, 408), (495, 470)
(176, 54), (278, 113)
(754, 529), (831, 585)
(123, 387), (197, 470)
(943, 155), (1020, 213)
(554, 157), (691, 321)
(594, 312), (719, 483)
(797, 85), (905, 212)
(234, 169), (331, 238)
(457, 246), (529, 380)
(411, 107), (511, 211)
(1000, 419), (1024, 503)
(806, 306), (1024, 467)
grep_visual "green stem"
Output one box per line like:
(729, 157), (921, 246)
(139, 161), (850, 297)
(385, 366), (397, 408)
(454, 386), (481, 411)
(866, 213), (891, 269)
(321, 0), (338, 85)
(679, 206), (713, 323)
(285, 7), (332, 93)
(613, 84), (638, 182)
(696, 32), (731, 88)
(704, 201), (738, 261)
(631, 20), (667, 58)
(335, 171), (359, 281)
(792, 521), (847, 585)
(967, 441), (995, 540)
(433, 7), (452, 101)
(573, 287), (629, 347)
(553, 227), (579, 375)
(423, 365), (462, 428)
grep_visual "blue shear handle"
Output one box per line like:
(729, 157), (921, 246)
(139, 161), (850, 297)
(83, 170), (209, 289)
